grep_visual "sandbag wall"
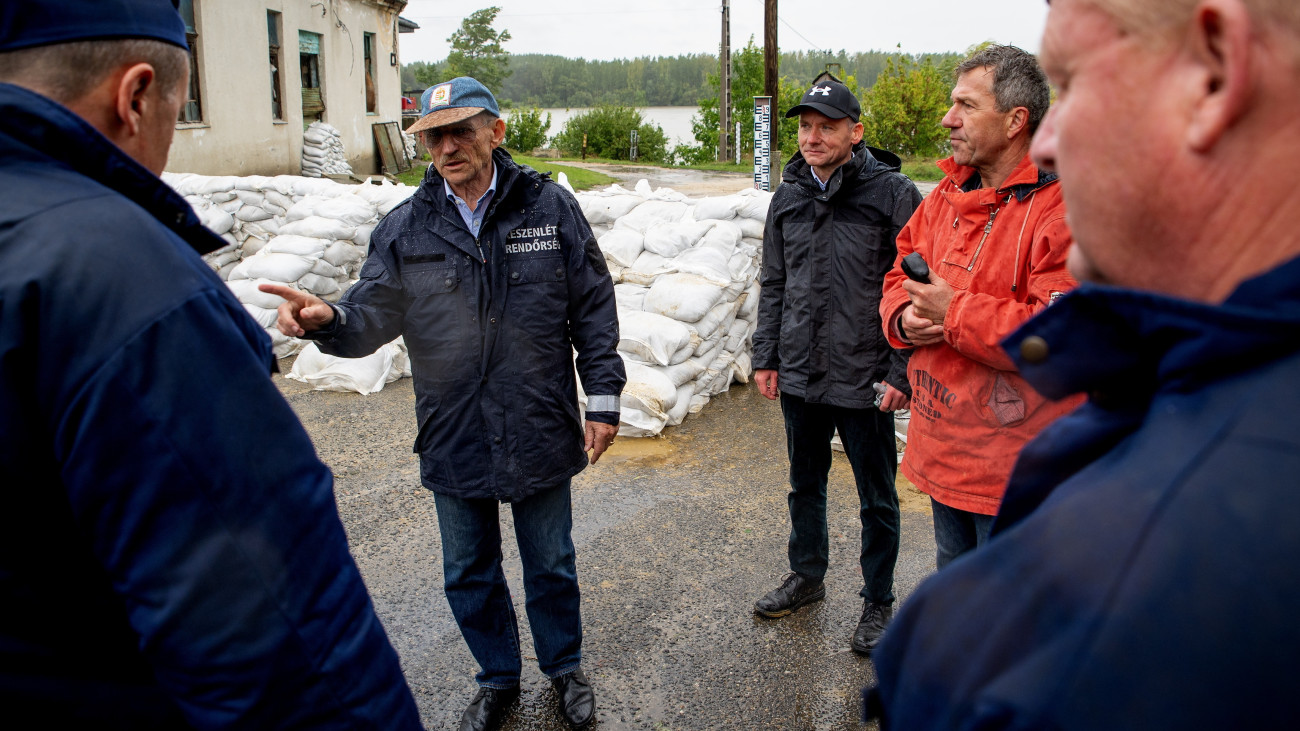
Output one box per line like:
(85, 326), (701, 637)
(165, 172), (772, 436)
(579, 180), (772, 437)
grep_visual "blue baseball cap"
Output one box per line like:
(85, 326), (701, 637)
(0, 0), (188, 53)
(408, 76), (500, 133)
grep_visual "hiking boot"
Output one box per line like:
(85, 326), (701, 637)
(754, 572), (825, 618)
(851, 600), (894, 655)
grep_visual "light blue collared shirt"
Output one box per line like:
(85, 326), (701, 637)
(444, 164), (498, 237)
(810, 151), (854, 191)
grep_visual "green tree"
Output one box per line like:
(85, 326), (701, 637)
(552, 106), (669, 163)
(504, 107), (551, 153)
(401, 61), (441, 91)
(680, 37), (765, 164)
(860, 54), (951, 158)
(444, 6), (511, 92)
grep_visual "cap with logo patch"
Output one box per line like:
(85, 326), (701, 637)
(785, 78), (861, 123)
(0, 0), (188, 52)
(408, 76), (500, 134)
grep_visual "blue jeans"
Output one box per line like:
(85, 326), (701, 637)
(930, 497), (996, 569)
(781, 393), (899, 604)
(432, 481), (581, 688)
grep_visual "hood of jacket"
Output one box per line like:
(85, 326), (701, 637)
(938, 154), (1059, 203)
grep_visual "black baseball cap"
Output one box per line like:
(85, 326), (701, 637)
(785, 78), (861, 123)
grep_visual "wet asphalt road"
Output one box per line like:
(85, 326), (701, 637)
(277, 370), (937, 730)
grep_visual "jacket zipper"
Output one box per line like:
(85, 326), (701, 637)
(965, 206), (1000, 272)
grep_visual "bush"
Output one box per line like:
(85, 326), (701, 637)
(505, 107), (551, 153)
(552, 105), (670, 163)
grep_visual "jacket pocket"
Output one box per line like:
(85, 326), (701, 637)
(401, 263), (458, 297)
(985, 372), (1027, 427)
(506, 256), (568, 352)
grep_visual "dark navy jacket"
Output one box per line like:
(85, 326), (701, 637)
(313, 148), (624, 502)
(0, 84), (420, 729)
(754, 143), (920, 407)
(869, 257), (1300, 729)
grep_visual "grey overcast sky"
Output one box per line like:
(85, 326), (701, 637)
(397, 0), (1051, 63)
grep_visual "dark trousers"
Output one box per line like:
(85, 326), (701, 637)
(781, 392), (900, 604)
(930, 497), (996, 569)
(432, 481), (582, 688)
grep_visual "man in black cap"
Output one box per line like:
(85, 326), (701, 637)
(751, 75), (921, 653)
(0, 2), (420, 727)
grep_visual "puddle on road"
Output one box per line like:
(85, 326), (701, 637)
(599, 435), (680, 470)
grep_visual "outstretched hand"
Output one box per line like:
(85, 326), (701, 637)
(258, 283), (335, 337)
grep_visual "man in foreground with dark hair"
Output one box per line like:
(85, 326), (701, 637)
(0, 1), (420, 727)
(869, 1), (1300, 727)
(879, 44), (1080, 569)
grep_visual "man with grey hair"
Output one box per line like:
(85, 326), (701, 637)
(869, 0), (1300, 727)
(879, 44), (1080, 569)
(0, 0), (420, 727)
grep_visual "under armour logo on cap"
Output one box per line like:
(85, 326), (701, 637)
(785, 77), (861, 122)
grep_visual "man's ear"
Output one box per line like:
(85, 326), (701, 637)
(1006, 106), (1029, 140)
(113, 62), (156, 138)
(1185, 0), (1253, 152)
(490, 116), (507, 148)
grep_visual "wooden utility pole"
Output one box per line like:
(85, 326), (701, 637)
(764, 0), (778, 171)
(719, 0), (732, 162)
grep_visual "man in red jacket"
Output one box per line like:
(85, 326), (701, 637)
(879, 45), (1082, 568)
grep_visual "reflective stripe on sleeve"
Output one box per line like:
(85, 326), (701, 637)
(586, 395), (620, 413)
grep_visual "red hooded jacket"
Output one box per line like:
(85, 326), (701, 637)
(881, 156), (1084, 514)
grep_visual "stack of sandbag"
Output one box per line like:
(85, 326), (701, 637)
(402, 130), (418, 163)
(301, 121), (353, 178)
(164, 171), (416, 358)
(574, 180), (772, 437)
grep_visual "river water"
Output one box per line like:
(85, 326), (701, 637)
(533, 106), (700, 147)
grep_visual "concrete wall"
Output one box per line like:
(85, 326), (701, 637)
(167, 0), (407, 177)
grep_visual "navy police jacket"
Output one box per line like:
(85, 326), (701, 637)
(869, 256), (1300, 729)
(313, 148), (625, 502)
(0, 83), (420, 728)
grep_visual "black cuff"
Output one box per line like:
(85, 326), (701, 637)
(584, 411), (620, 426)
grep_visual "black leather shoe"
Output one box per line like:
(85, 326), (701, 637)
(754, 572), (825, 618)
(551, 668), (595, 728)
(851, 600), (894, 655)
(459, 685), (519, 731)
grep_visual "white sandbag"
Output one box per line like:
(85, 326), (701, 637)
(724, 317), (757, 354)
(219, 198), (243, 214)
(264, 189), (295, 212)
(313, 195), (377, 226)
(613, 283), (649, 311)
(581, 194), (644, 225)
(738, 216), (765, 239)
(598, 229), (645, 268)
(695, 301), (739, 343)
(736, 188), (774, 220)
(619, 360), (678, 434)
(617, 310), (693, 366)
(298, 272), (341, 296)
(199, 206), (235, 235)
(642, 220), (715, 258)
(227, 278), (294, 310)
(701, 219), (743, 252)
(278, 216), (357, 241)
(242, 235), (271, 257)
(644, 273), (725, 323)
(263, 234), (330, 257)
(731, 351), (753, 383)
(739, 280), (761, 319)
(687, 392), (710, 415)
(243, 303), (279, 329)
(621, 251), (676, 287)
(324, 240), (366, 268)
(660, 358), (707, 388)
(242, 218), (281, 238)
(269, 329), (304, 359)
(691, 195), (742, 221)
(205, 249), (242, 270)
(308, 257), (344, 279)
(228, 252), (317, 283)
(354, 222), (377, 248)
(671, 246), (732, 285)
(234, 190), (265, 207)
(666, 383), (695, 427)
(612, 200), (690, 233)
(287, 341), (405, 395)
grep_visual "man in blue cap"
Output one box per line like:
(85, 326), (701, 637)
(0, 2), (420, 727)
(262, 76), (623, 731)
